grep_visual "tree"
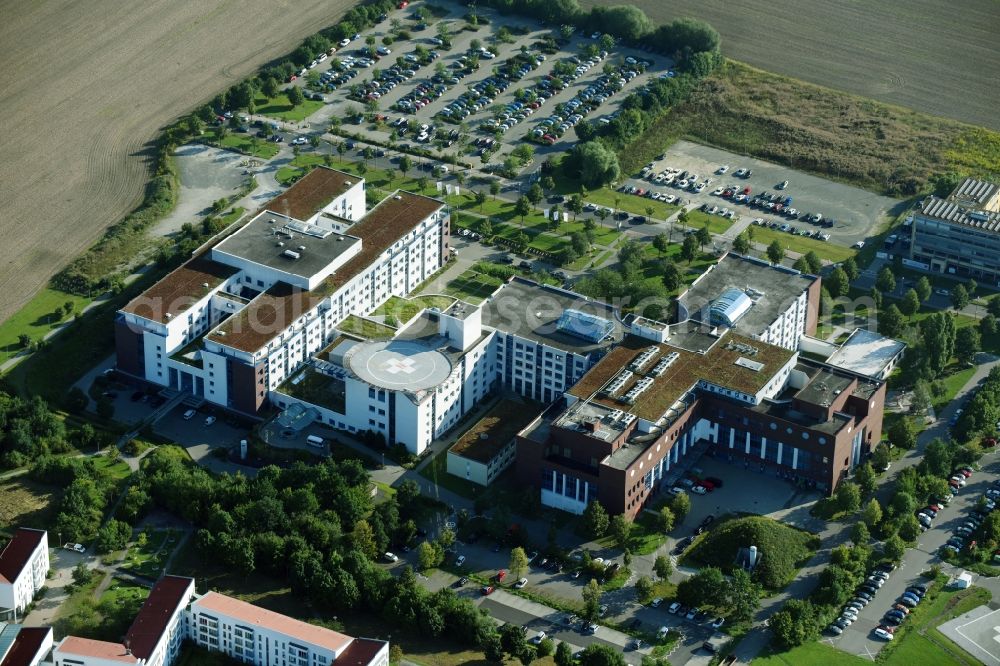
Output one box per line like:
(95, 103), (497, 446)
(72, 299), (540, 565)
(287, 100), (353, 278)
(635, 576), (654, 603)
(475, 190), (487, 211)
(732, 232), (751, 255)
(654, 555), (673, 580)
(854, 463), (877, 496)
(568, 194), (584, 220)
(891, 490), (917, 517)
(841, 256), (860, 282)
(17, 333), (30, 348)
(72, 562), (93, 587)
(653, 233), (670, 254)
(897, 514), (922, 542)
(862, 498), (883, 528)
(981, 314), (998, 337)
(438, 527), (456, 549)
(537, 638), (555, 659)
(490, 180), (501, 200)
(920, 438), (954, 477)
(661, 260), (682, 292)
(766, 240), (785, 264)
(499, 623), (529, 661)
(824, 267), (849, 298)
(417, 541), (438, 570)
(398, 155), (412, 177)
(769, 599), (820, 649)
(695, 226), (711, 251)
(571, 141), (620, 187)
(582, 579), (602, 620)
(681, 235), (699, 263)
(509, 547), (529, 580)
(95, 519), (131, 553)
(887, 417), (916, 450)
(879, 304), (905, 337)
(916, 276), (932, 302)
(609, 514), (631, 550)
(677, 566), (728, 608)
(670, 492), (691, 522)
(956, 326), (981, 365)
(583, 500), (609, 538)
(351, 520), (377, 559)
(921, 312), (957, 376)
(577, 644), (626, 666)
(728, 568), (762, 623)
(286, 86), (305, 107)
(527, 183), (544, 209)
(900, 288), (921, 317)
(836, 481), (862, 512)
(876, 267), (896, 293)
(514, 196), (531, 224)
(851, 521), (870, 545)
(555, 641), (575, 666)
(883, 534), (906, 561)
(951, 284), (970, 310)
(656, 505), (676, 533)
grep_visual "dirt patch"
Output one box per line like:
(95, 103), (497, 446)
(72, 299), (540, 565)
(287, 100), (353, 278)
(0, 476), (59, 532)
(582, 0), (1000, 130)
(0, 0), (356, 323)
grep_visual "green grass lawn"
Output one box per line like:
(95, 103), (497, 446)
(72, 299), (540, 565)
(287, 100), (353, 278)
(444, 269), (505, 304)
(682, 210), (735, 235)
(748, 225), (857, 263)
(91, 456), (133, 482)
(338, 315), (397, 339)
(369, 295), (456, 326)
(216, 133), (280, 159)
(754, 642), (868, 666)
(933, 365), (978, 411)
(254, 93), (324, 122)
(0, 288), (91, 363)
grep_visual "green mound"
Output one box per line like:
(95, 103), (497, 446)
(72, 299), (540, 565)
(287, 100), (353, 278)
(685, 515), (819, 590)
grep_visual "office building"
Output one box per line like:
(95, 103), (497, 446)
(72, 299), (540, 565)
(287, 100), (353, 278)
(909, 177), (1000, 283)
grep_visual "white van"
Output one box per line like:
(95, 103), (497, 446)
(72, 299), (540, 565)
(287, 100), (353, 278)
(182, 409), (196, 420)
(306, 435), (325, 448)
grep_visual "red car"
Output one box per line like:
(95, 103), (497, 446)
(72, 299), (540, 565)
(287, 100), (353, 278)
(481, 585), (495, 595)
(983, 438), (997, 447)
(700, 480), (716, 491)
(742, 186), (751, 195)
(398, 1), (409, 8)
(495, 569), (507, 583)
(958, 469), (973, 478)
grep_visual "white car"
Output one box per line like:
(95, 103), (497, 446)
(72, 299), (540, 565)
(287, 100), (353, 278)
(668, 601), (681, 614)
(376, 46), (391, 55)
(717, 165), (729, 174)
(385, 552), (398, 562)
(657, 626), (670, 639)
(651, 598), (663, 608)
(874, 627), (894, 641)
(692, 485), (707, 495)
(530, 631), (546, 645)
(64, 543), (86, 553)
(204, 416), (216, 426)
(778, 180), (788, 189)
(599, 604), (609, 617)
(339, 38), (351, 47)
(182, 409), (196, 420)
(455, 555), (466, 566)
(514, 578), (528, 589)
(853, 241), (865, 249)
(291, 136), (308, 145)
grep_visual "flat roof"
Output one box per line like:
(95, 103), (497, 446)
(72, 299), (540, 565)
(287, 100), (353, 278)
(323, 191), (445, 293)
(207, 282), (321, 353)
(0, 528), (45, 584)
(212, 211), (361, 281)
(919, 179), (1000, 233)
(796, 367), (855, 407)
(0, 628), (50, 666)
(335, 638), (387, 666)
(826, 328), (905, 378)
(567, 333), (795, 422)
(55, 637), (137, 664)
(193, 591), (353, 653)
(121, 254), (238, 323)
(262, 166), (359, 221)
(124, 575), (193, 660)
(482, 278), (624, 354)
(678, 254), (816, 336)
(346, 339), (452, 392)
(450, 398), (542, 463)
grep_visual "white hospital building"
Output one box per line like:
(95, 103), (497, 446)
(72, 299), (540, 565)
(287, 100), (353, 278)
(0, 529), (49, 620)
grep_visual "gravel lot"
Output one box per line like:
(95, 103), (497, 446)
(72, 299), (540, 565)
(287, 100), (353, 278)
(151, 145), (250, 237)
(622, 140), (901, 247)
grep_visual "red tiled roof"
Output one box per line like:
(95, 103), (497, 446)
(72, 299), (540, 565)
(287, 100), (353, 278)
(1, 628), (52, 666)
(0, 528), (45, 584)
(55, 637), (138, 665)
(121, 254), (237, 324)
(192, 592), (353, 653)
(124, 576), (193, 660)
(263, 166), (358, 221)
(336, 638), (388, 666)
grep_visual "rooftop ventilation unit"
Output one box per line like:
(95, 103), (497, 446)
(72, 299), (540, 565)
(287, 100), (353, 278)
(630, 346), (660, 372)
(606, 408), (625, 423)
(620, 413), (636, 427)
(735, 357), (764, 372)
(650, 351), (680, 377)
(282, 249), (301, 260)
(622, 377), (654, 404)
(605, 370), (633, 395)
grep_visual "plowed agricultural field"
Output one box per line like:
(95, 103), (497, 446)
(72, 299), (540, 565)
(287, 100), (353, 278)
(582, 0), (1000, 130)
(0, 0), (353, 323)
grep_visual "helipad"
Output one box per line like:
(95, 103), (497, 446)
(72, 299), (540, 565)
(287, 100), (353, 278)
(347, 339), (452, 391)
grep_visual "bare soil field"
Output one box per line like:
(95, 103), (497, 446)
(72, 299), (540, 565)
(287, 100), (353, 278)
(0, 0), (355, 324)
(581, 0), (1000, 130)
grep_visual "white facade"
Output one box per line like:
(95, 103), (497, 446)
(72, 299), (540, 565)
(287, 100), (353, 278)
(757, 288), (811, 351)
(446, 438), (516, 486)
(0, 528), (48, 616)
(493, 331), (592, 403)
(187, 592), (388, 666)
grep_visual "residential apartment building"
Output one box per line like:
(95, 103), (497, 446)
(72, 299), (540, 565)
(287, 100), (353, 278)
(0, 529), (48, 619)
(516, 321), (888, 519)
(677, 253), (820, 351)
(909, 177), (1000, 284)
(115, 167), (449, 415)
(51, 576), (387, 666)
(0, 625), (52, 666)
(187, 592), (387, 666)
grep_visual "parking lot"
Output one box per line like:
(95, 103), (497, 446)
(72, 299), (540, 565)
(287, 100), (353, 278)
(620, 140), (901, 247)
(275, 0), (671, 174)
